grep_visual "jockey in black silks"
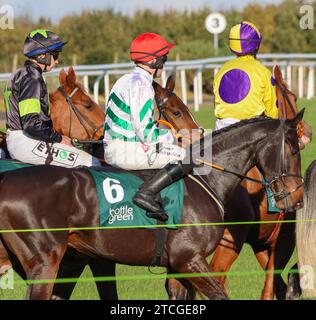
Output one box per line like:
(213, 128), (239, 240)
(4, 29), (101, 167)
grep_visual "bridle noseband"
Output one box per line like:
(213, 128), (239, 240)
(58, 86), (103, 141)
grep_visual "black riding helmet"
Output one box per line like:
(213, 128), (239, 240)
(24, 29), (67, 69)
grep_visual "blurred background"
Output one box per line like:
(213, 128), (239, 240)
(0, 0), (315, 109)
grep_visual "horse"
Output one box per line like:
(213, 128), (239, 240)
(0, 66), (108, 298)
(0, 69), (202, 300)
(165, 65), (313, 300)
(51, 74), (203, 300)
(286, 160), (316, 300)
(0, 109), (305, 299)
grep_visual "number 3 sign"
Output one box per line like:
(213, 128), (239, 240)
(205, 13), (227, 34)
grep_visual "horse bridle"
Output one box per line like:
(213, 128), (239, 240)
(265, 120), (304, 211)
(155, 90), (176, 122)
(197, 121), (304, 212)
(58, 86), (103, 142)
(155, 90), (204, 136)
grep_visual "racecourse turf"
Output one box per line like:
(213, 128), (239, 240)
(0, 98), (315, 300)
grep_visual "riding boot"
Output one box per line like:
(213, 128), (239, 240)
(133, 162), (194, 221)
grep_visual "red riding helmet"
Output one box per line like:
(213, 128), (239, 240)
(130, 32), (174, 62)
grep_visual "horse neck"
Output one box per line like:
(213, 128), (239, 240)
(201, 124), (269, 204)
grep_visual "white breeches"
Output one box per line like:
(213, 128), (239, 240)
(6, 130), (102, 167)
(104, 140), (185, 170)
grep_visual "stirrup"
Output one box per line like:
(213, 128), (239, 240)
(146, 211), (168, 222)
(133, 193), (162, 213)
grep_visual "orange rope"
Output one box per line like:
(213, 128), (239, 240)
(196, 159), (225, 171)
(156, 119), (183, 140)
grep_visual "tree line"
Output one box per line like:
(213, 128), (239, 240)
(0, 0), (314, 73)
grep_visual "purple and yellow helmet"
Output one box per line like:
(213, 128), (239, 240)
(229, 21), (262, 55)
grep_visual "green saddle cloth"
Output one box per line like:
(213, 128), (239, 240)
(0, 160), (185, 227)
(0, 159), (32, 173)
(88, 169), (185, 228)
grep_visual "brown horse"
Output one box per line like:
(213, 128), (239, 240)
(166, 66), (312, 300)
(0, 112), (304, 299)
(0, 71), (202, 299)
(50, 66), (105, 142)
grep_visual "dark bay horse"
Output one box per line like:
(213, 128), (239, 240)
(0, 112), (305, 299)
(0, 71), (202, 299)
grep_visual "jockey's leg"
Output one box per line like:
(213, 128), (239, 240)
(133, 137), (206, 221)
(133, 161), (194, 221)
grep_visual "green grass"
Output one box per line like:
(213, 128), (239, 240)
(1, 98), (316, 300)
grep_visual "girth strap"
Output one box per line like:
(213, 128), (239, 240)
(151, 220), (167, 267)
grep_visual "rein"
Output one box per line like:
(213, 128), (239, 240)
(154, 90), (181, 140)
(195, 159), (270, 187)
(195, 120), (304, 210)
(155, 119), (182, 140)
(58, 86), (103, 142)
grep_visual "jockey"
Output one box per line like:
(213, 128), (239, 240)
(213, 21), (278, 130)
(4, 29), (101, 167)
(103, 32), (195, 221)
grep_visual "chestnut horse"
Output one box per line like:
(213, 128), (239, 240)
(0, 70), (202, 299)
(0, 112), (304, 299)
(165, 66), (312, 300)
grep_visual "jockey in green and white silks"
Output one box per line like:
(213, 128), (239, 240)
(104, 33), (194, 222)
(213, 21), (278, 130)
(103, 66), (185, 170)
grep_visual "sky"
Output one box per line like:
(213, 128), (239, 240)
(1, 0), (284, 22)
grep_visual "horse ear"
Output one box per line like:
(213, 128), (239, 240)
(273, 65), (282, 81)
(152, 80), (161, 92)
(166, 75), (175, 92)
(67, 66), (76, 86)
(59, 68), (67, 86)
(289, 108), (305, 127)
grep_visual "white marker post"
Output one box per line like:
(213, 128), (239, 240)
(205, 13), (227, 56)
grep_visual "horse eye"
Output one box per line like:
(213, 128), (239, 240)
(173, 111), (181, 117)
(85, 102), (92, 109)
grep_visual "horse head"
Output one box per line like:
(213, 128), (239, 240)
(274, 65), (312, 149)
(50, 66), (105, 141)
(153, 75), (203, 147)
(255, 109), (305, 212)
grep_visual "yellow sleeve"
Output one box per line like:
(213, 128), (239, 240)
(263, 70), (278, 119)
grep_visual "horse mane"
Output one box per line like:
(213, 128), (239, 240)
(75, 82), (88, 95)
(304, 159), (316, 193)
(212, 116), (274, 137)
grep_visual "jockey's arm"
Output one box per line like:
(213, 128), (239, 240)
(129, 85), (174, 145)
(263, 71), (278, 119)
(18, 77), (62, 143)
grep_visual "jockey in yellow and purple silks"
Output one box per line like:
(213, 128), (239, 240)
(213, 21), (278, 130)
